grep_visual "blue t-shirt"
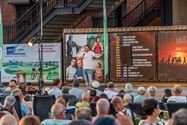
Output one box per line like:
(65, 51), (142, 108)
(75, 68), (83, 77)
(21, 102), (30, 116)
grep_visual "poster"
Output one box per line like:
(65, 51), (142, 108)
(65, 34), (104, 81)
(1, 43), (61, 82)
(110, 32), (156, 81)
(158, 31), (187, 81)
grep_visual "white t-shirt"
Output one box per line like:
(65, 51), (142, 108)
(79, 51), (95, 69)
(167, 96), (187, 103)
(104, 90), (118, 99)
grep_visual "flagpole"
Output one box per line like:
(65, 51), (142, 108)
(103, 0), (109, 83)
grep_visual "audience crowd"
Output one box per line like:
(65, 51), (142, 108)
(0, 79), (187, 125)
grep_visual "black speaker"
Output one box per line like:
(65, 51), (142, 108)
(120, 46), (132, 66)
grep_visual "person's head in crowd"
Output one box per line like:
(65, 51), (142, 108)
(24, 94), (32, 102)
(142, 98), (159, 117)
(147, 86), (157, 98)
(90, 89), (97, 99)
(73, 79), (80, 88)
(19, 115), (40, 125)
(62, 86), (69, 94)
(125, 83), (133, 92)
(0, 112), (6, 119)
(123, 94), (133, 106)
(77, 60), (83, 68)
(84, 45), (90, 52)
(119, 89), (126, 95)
(4, 96), (16, 108)
(171, 108), (187, 125)
(92, 81), (100, 89)
(1, 115), (18, 125)
(164, 88), (172, 97)
(137, 86), (145, 95)
(51, 103), (66, 120)
(62, 94), (70, 107)
(52, 78), (61, 88)
(68, 120), (92, 125)
(75, 107), (92, 121)
(11, 89), (24, 100)
(172, 84), (182, 96)
(93, 117), (117, 125)
(107, 82), (115, 90)
(99, 93), (108, 99)
(82, 92), (90, 102)
(111, 96), (124, 112)
(96, 98), (110, 116)
(8, 80), (17, 91)
(55, 96), (66, 106)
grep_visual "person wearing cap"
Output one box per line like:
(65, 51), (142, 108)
(48, 78), (62, 99)
(125, 83), (137, 97)
(69, 79), (84, 99)
(134, 86), (146, 103)
(91, 81), (103, 96)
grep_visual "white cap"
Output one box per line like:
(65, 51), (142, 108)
(92, 81), (100, 88)
(138, 86), (145, 91)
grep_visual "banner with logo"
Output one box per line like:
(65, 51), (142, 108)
(1, 43), (61, 82)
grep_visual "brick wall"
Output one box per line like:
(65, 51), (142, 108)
(0, 0), (16, 25)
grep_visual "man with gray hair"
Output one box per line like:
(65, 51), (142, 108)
(75, 107), (92, 121)
(2, 96), (19, 120)
(92, 98), (110, 123)
(171, 108), (187, 125)
(11, 89), (31, 116)
(0, 114), (18, 125)
(41, 103), (71, 125)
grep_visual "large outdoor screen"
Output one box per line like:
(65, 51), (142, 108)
(110, 32), (156, 81)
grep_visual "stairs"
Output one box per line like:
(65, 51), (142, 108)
(122, 0), (160, 27)
(3, 0), (119, 44)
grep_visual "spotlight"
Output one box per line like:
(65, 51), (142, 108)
(28, 37), (37, 47)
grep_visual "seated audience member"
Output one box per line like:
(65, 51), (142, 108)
(111, 96), (133, 125)
(75, 107), (92, 121)
(0, 114), (18, 125)
(91, 81), (103, 96)
(93, 117), (117, 125)
(41, 103), (71, 125)
(125, 83), (137, 97)
(2, 96), (19, 120)
(147, 86), (157, 99)
(89, 89), (99, 103)
(68, 120), (92, 125)
(134, 86), (146, 103)
(167, 84), (187, 103)
(123, 94), (133, 106)
(139, 98), (165, 125)
(99, 93), (108, 100)
(19, 115), (40, 125)
(170, 108), (187, 125)
(92, 98), (110, 123)
(76, 92), (90, 108)
(69, 79), (84, 99)
(104, 82), (118, 99)
(11, 89), (31, 116)
(160, 88), (172, 103)
(62, 86), (69, 95)
(55, 96), (66, 107)
(2, 80), (17, 95)
(48, 78), (62, 99)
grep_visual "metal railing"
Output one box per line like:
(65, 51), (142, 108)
(3, 0), (85, 43)
(122, 0), (160, 27)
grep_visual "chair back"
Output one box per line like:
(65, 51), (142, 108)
(167, 103), (187, 118)
(33, 95), (55, 121)
(90, 103), (97, 116)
